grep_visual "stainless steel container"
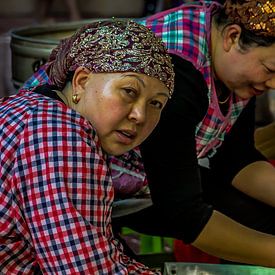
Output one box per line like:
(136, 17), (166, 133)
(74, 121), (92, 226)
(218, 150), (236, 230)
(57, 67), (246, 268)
(10, 20), (95, 89)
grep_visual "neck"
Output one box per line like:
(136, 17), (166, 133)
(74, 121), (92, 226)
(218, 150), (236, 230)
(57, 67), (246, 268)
(55, 83), (74, 108)
(215, 78), (232, 105)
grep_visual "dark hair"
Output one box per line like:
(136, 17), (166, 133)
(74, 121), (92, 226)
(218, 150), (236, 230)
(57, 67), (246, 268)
(213, 7), (275, 50)
(65, 71), (75, 83)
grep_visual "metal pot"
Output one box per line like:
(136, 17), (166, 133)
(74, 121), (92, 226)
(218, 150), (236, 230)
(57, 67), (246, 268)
(10, 20), (96, 89)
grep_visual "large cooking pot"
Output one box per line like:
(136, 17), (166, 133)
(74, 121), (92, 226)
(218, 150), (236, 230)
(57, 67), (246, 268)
(10, 20), (101, 89)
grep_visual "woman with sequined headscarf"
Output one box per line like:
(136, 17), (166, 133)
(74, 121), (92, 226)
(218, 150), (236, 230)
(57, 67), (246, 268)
(21, 0), (275, 269)
(0, 20), (174, 274)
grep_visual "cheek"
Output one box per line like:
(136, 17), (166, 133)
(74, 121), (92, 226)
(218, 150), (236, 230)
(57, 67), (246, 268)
(237, 61), (265, 82)
(227, 69), (252, 88)
(240, 70), (266, 85)
(104, 101), (129, 125)
(225, 59), (254, 81)
(85, 93), (118, 117)
(140, 114), (160, 140)
(95, 101), (128, 131)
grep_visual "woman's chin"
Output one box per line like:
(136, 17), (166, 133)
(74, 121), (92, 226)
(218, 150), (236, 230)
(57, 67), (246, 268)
(234, 89), (256, 100)
(103, 144), (131, 156)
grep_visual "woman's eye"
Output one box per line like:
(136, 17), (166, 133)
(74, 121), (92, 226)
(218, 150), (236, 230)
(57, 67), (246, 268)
(264, 65), (275, 74)
(265, 67), (272, 74)
(123, 88), (137, 97)
(150, 100), (163, 109)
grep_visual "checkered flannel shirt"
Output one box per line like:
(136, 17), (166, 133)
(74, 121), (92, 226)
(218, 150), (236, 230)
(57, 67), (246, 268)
(0, 90), (156, 274)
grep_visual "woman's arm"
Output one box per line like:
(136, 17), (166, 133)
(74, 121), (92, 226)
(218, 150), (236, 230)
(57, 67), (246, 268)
(193, 210), (275, 267)
(211, 96), (275, 207)
(232, 160), (275, 207)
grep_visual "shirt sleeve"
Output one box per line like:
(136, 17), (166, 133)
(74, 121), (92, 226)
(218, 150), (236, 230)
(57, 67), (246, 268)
(140, 54), (213, 243)
(210, 96), (267, 185)
(14, 99), (156, 274)
(22, 63), (50, 89)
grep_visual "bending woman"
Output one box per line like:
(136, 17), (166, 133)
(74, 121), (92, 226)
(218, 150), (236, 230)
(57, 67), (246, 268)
(130, 0), (275, 266)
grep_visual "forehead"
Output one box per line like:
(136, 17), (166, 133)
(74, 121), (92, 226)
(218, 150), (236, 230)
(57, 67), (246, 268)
(88, 71), (167, 88)
(88, 72), (143, 83)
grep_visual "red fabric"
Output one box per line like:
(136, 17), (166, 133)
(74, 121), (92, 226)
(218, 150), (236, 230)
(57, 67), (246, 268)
(173, 240), (220, 264)
(0, 90), (154, 274)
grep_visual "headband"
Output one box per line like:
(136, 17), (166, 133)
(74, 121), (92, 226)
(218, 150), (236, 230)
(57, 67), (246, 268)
(224, 0), (275, 37)
(47, 20), (175, 96)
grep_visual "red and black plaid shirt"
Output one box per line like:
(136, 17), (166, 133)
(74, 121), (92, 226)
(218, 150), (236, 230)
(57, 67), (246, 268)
(0, 89), (156, 274)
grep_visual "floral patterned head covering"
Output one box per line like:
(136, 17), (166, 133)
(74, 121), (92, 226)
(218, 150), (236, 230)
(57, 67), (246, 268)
(47, 20), (175, 96)
(224, 0), (275, 37)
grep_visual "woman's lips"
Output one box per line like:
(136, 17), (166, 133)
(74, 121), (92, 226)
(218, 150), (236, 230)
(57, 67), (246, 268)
(252, 87), (265, 96)
(115, 130), (137, 145)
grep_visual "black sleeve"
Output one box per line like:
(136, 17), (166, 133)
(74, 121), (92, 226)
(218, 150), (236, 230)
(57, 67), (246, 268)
(210, 97), (267, 185)
(139, 54), (213, 243)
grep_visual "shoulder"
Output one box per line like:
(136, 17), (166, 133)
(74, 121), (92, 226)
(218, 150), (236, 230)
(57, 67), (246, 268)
(167, 54), (208, 120)
(1, 88), (97, 145)
(20, 86), (87, 126)
(139, 4), (210, 61)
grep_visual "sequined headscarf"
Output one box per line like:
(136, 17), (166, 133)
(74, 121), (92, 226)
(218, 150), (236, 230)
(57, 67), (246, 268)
(224, 0), (275, 37)
(47, 20), (174, 96)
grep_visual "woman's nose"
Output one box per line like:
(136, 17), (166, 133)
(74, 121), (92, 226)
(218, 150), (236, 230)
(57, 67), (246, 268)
(266, 77), (275, 90)
(128, 103), (146, 124)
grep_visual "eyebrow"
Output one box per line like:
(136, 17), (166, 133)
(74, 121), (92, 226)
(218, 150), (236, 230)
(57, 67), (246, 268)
(121, 74), (146, 87)
(121, 74), (170, 98)
(157, 92), (170, 99)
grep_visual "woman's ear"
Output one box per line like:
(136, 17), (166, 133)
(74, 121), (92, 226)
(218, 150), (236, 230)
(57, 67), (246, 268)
(71, 66), (91, 95)
(222, 24), (242, 52)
